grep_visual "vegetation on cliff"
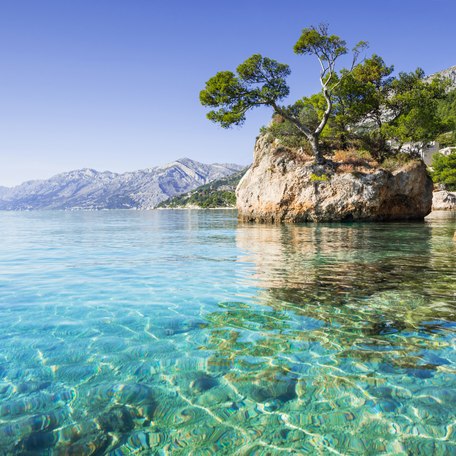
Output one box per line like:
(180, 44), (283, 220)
(430, 89), (456, 190)
(437, 89), (456, 147)
(200, 24), (452, 166)
(157, 168), (247, 208)
(431, 151), (456, 190)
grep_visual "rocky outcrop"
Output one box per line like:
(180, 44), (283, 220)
(432, 191), (456, 211)
(236, 135), (433, 223)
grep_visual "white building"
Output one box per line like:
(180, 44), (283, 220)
(388, 141), (440, 165)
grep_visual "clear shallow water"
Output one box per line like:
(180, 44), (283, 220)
(0, 210), (455, 455)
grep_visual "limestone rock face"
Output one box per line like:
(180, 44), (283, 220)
(236, 135), (433, 223)
(432, 191), (456, 211)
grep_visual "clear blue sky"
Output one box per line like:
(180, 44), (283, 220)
(1, 0), (455, 186)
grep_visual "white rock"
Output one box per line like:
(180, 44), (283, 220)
(432, 191), (456, 211)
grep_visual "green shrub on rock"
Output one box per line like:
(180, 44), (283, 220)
(431, 152), (456, 190)
(381, 153), (416, 171)
(310, 173), (329, 182)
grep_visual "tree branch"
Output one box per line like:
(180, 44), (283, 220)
(271, 101), (313, 139)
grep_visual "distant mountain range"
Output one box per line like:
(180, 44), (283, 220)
(0, 159), (244, 210)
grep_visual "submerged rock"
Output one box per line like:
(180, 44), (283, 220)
(236, 135), (433, 222)
(189, 372), (219, 394)
(97, 405), (136, 433)
(432, 190), (456, 210)
(231, 374), (297, 406)
(16, 431), (58, 452)
(248, 378), (297, 404)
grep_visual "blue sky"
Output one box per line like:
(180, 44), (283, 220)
(1, 0), (455, 186)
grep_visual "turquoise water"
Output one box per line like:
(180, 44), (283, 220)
(0, 210), (455, 455)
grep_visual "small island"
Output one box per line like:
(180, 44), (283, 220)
(236, 134), (433, 222)
(200, 25), (456, 222)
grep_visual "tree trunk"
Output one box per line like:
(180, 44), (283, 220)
(271, 103), (325, 164)
(309, 135), (324, 164)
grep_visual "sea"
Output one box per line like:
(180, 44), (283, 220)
(0, 209), (455, 455)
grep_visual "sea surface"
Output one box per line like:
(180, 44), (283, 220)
(0, 210), (455, 455)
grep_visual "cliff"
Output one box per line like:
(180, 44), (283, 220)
(236, 135), (433, 223)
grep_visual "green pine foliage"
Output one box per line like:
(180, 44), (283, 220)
(200, 55), (291, 128)
(431, 152), (456, 190)
(437, 89), (456, 147)
(201, 24), (454, 162)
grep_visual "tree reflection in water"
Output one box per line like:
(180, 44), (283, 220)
(197, 219), (455, 454)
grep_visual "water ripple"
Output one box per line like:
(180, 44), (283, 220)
(0, 210), (454, 454)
